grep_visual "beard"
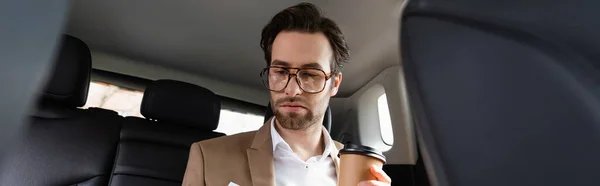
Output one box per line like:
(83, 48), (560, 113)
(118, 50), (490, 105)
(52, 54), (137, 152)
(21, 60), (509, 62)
(273, 96), (323, 130)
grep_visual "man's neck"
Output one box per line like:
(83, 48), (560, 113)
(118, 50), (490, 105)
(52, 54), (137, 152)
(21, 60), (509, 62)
(275, 119), (325, 161)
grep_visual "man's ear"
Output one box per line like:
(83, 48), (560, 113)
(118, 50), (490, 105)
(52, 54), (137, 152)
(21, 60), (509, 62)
(330, 72), (342, 96)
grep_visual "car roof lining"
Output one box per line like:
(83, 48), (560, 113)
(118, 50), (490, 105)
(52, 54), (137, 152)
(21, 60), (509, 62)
(65, 0), (405, 98)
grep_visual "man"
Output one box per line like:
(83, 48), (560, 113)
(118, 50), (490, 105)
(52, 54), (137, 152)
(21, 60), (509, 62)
(183, 3), (391, 186)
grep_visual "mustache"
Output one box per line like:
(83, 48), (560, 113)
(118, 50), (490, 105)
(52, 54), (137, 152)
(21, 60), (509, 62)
(275, 97), (309, 106)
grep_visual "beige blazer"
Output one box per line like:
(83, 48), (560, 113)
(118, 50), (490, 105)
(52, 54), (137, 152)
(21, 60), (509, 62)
(182, 118), (344, 186)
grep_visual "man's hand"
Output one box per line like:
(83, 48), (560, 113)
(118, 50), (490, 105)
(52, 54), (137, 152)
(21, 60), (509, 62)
(357, 165), (392, 186)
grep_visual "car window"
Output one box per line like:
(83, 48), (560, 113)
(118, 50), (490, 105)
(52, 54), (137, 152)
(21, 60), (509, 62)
(378, 93), (394, 145)
(215, 109), (263, 135)
(83, 81), (263, 135)
(82, 81), (144, 117)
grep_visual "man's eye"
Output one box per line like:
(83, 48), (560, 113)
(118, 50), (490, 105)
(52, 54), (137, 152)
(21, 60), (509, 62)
(274, 70), (288, 75)
(307, 73), (319, 77)
(300, 71), (319, 78)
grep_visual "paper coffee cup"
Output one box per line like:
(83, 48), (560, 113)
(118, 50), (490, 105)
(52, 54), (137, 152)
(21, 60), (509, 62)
(338, 143), (386, 186)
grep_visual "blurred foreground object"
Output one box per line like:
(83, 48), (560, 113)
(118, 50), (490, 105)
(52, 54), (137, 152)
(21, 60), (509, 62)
(0, 0), (70, 164)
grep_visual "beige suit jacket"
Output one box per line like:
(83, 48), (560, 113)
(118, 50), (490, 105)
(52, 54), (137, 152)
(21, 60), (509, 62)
(182, 118), (344, 186)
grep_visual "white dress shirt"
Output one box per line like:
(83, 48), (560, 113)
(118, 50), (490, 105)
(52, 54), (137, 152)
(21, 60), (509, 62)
(271, 117), (337, 186)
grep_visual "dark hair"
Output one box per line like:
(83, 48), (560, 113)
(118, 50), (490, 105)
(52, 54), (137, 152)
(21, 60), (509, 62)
(260, 2), (349, 75)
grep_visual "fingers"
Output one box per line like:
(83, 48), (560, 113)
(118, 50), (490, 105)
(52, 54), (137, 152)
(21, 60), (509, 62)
(357, 180), (388, 186)
(356, 165), (393, 186)
(369, 165), (392, 184)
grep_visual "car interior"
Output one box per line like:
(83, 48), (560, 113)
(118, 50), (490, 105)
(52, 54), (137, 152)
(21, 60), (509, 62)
(0, 0), (599, 186)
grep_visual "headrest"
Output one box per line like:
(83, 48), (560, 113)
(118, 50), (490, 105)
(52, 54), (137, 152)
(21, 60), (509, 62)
(41, 34), (91, 107)
(141, 80), (221, 130)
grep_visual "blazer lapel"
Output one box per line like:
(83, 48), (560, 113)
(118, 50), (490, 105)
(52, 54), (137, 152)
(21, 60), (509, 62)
(246, 118), (275, 186)
(331, 140), (344, 183)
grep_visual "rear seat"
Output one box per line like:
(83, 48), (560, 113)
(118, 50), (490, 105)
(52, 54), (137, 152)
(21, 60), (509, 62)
(0, 35), (225, 186)
(0, 35), (123, 185)
(109, 79), (225, 186)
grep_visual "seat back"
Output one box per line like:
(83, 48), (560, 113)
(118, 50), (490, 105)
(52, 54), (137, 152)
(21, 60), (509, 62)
(402, 0), (600, 186)
(109, 79), (224, 186)
(0, 35), (123, 186)
(264, 103), (332, 132)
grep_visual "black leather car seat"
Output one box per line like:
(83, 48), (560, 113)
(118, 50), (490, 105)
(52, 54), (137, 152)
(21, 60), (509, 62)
(108, 79), (225, 186)
(402, 0), (600, 185)
(0, 35), (123, 186)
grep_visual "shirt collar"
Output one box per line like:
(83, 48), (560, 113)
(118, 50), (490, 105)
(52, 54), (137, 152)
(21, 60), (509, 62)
(271, 117), (287, 152)
(270, 117), (334, 159)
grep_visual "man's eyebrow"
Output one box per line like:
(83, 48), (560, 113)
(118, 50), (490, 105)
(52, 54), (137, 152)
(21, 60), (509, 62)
(300, 63), (323, 69)
(271, 60), (323, 69)
(271, 60), (290, 66)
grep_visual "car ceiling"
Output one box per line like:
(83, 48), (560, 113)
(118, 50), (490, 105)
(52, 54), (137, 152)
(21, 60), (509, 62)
(65, 0), (404, 97)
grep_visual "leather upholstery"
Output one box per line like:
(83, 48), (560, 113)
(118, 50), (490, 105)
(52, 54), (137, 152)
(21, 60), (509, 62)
(402, 0), (600, 185)
(110, 79), (224, 186)
(141, 79), (221, 130)
(264, 102), (332, 132)
(110, 117), (224, 186)
(1, 35), (226, 186)
(0, 108), (122, 186)
(41, 34), (91, 107)
(0, 34), (122, 186)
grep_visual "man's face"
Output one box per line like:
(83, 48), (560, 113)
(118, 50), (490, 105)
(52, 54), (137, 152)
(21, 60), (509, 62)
(269, 31), (342, 130)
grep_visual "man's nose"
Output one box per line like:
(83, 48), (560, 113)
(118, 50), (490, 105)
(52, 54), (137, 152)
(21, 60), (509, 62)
(284, 76), (303, 96)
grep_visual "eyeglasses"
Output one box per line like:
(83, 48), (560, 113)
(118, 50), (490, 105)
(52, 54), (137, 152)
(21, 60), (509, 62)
(260, 66), (332, 94)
